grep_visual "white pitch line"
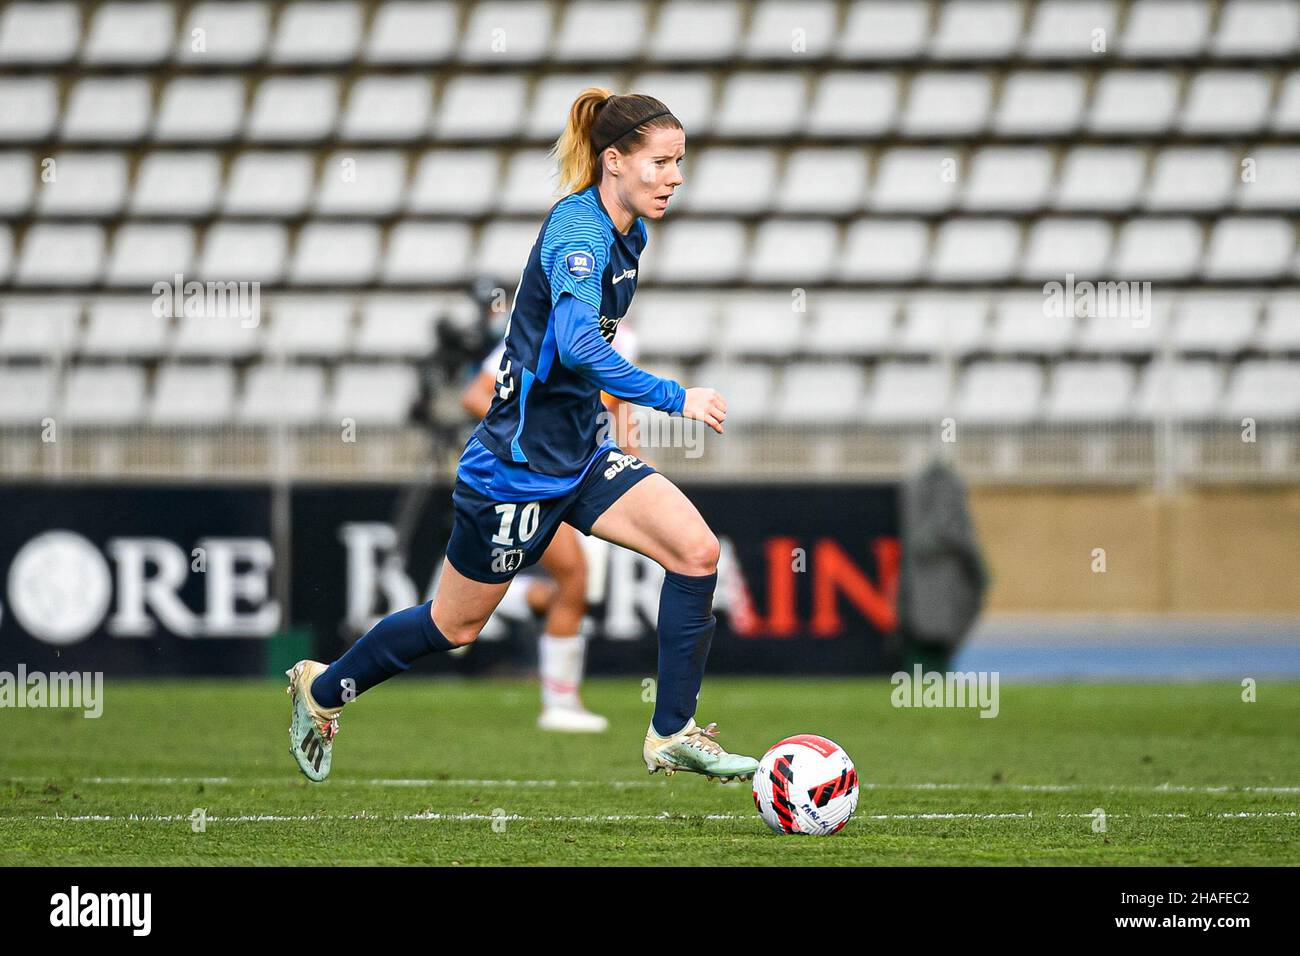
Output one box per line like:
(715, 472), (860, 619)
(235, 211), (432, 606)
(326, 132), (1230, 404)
(7, 776), (1299, 795)
(3, 810), (1295, 824)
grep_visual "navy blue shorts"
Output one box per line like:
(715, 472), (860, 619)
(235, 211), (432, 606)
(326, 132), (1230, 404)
(445, 449), (657, 584)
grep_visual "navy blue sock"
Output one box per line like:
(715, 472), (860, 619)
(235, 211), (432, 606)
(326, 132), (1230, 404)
(311, 600), (454, 708)
(652, 570), (718, 737)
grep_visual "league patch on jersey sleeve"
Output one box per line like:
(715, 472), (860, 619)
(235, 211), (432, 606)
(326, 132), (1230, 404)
(564, 251), (595, 279)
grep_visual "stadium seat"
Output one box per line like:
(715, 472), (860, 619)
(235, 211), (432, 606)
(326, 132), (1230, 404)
(238, 363), (328, 424)
(1276, 72), (1300, 132)
(806, 292), (897, 355)
(172, 311), (262, 358)
(0, 299), (82, 356)
(714, 73), (807, 136)
(1055, 147), (1147, 210)
(627, 72), (716, 136)
(655, 221), (747, 282)
(224, 152), (316, 216)
(719, 294), (805, 356)
(807, 72), (898, 137)
(989, 292), (1076, 354)
(17, 225), (104, 287)
(330, 362), (419, 425)
(1044, 361), (1137, 420)
(1120, 0), (1210, 57)
(693, 360), (773, 423)
(836, 1), (928, 60)
(408, 150), (500, 214)
(154, 78), (246, 142)
(365, 1), (458, 63)
(498, 149), (564, 214)
(929, 219), (1020, 282)
(83, 299), (171, 357)
(383, 222), (473, 284)
(774, 361), (867, 424)
(745, 0), (837, 59)
(433, 75), (527, 139)
(36, 153), (129, 217)
(1259, 293), (1300, 351)
(955, 361), (1044, 423)
(0, 364), (57, 423)
(747, 220), (839, 283)
(1222, 359), (1300, 418)
(774, 148), (867, 214)
(1112, 218), (1203, 279)
(867, 361), (952, 423)
(265, 298), (354, 357)
(83, 2), (175, 65)
(316, 151), (408, 215)
(871, 148), (961, 212)
(679, 147), (777, 214)
(1203, 218), (1295, 279)
(340, 77), (433, 141)
(526, 74), (620, 140)
(930, 0), (1022, 59)
(1134, 359), (1224, 419)
(901, 73), (991, 136)
(247, 77), (340, 142)
(1020, 219), (1112, 280)
(62, 78), (153, 142)
(270, 1), (362, 65)
(0, 79), (58, 141)
(649, 1), (743, 62)
(1236, 146), (1300, 208)
(994, 72), (1086, 136)
(131, 152), (223, 216)
(476, 221), (542, 283)
(1024, 1), (1119, 58)
(963, 148), (1054, 211)
(1089, 71), (1180, 134)
(553, 1), (646, 62)
(629, 292), (717, 359)
(1075, 307), (1166, 354)
(290, 223), (381, 285)
(0, 226), (10, 283)
(63, 364), (148, 425)
(197, 223), (289, 284)
(0, 2), (80, 64)
(1146, 148), (1237, 210)
(106, 224), (196, 286)
(898, 295), (989, 355)
(839, 219), (929, 281)
(1174, 293), (1259, 353)
(356, 297), (439, 355)
(149, 363), (237, 424)
(177, 2), (270, 64)
(459, 0), (553, 63)
(1212, 0), (1299, 57)
(1181, 71), (1272, 134)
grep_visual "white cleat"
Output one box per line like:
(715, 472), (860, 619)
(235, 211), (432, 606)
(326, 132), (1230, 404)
(643, 718), (759, 782)
(538, 705), (609, 733)
(285, 660), (342, 782)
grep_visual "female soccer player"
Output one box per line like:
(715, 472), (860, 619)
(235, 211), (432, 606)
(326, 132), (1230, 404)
(286, 88), (757, 784)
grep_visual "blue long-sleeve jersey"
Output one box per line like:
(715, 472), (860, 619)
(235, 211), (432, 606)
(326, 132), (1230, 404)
(460, 184), (686, 501)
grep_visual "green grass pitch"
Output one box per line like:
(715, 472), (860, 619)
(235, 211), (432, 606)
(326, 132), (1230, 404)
(2, 678), (1297, 865)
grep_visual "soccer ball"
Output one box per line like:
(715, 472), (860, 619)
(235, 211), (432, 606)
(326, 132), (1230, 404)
(752, 734), (859, 836)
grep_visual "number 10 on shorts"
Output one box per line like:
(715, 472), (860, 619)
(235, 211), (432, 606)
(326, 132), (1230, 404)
(492, 501), (541, 546)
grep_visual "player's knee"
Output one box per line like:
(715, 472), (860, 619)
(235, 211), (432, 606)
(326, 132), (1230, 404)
(678, 528), (720, 576)
(431, 605), (482, 647)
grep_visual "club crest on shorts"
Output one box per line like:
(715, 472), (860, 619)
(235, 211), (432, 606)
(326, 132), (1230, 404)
(565, 251), (595, 278)
(491, 548), (525, 573)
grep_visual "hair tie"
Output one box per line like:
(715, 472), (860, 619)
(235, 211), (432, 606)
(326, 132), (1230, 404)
(594, 109), (672, 154)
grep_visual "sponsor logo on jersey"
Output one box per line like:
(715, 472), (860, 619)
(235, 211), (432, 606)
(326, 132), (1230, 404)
(598, 314), (621, 344)
(603, 450), (646, 480)
(565, 251), (595, 278)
